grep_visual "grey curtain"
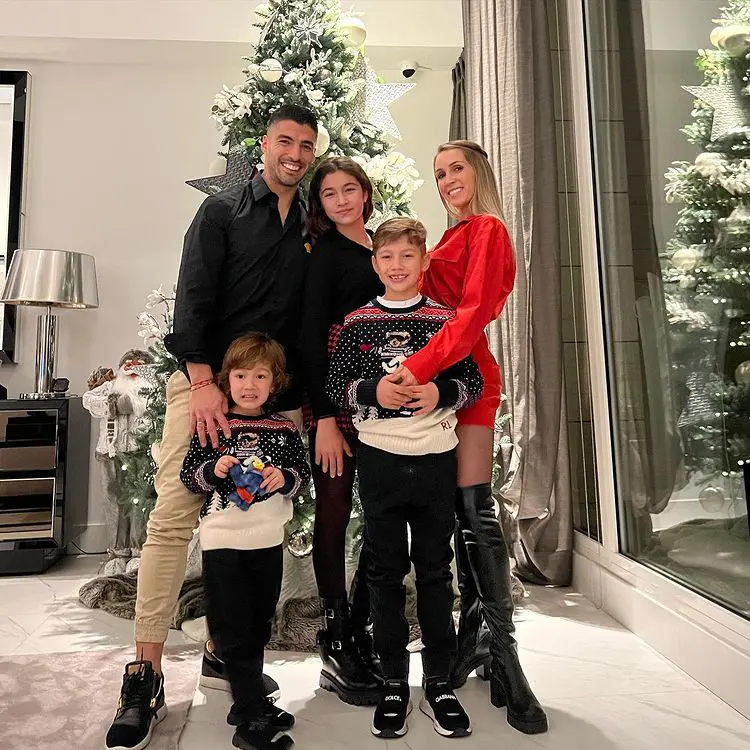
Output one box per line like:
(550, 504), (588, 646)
(461, 0), (572, 585)
(450, 52), (467, 142)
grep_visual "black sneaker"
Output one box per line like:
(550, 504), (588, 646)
(104, 660), (166, 750)
(227, 697), (295, 731)
(201, 642), (281, 700)
(232, 725), (294, 750)
(419, 677), (471, 738)
(371, 679), (411, 739)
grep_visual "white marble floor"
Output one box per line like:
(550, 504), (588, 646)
(2, 555), (750, 750)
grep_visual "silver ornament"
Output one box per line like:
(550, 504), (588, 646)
(683, 82), (748, 141)
(735, 360), (750, 385)
(698, 486), (725, 512)
(288, 528), (313, 558)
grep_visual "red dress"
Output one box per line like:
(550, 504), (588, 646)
(403, 214), (516, 428)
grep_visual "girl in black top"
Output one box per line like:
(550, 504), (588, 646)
(299, 157), (384, 705)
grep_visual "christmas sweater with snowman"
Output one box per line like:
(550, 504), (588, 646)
(326, 295), (484, 456)
(180, 413), (310, 551)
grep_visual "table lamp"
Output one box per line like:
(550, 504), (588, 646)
(0, 248), (99, 398)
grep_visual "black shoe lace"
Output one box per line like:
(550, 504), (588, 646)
(120, 669), (153, 713)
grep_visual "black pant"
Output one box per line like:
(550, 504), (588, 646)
(203, 546), (283, 713)
(357, 444), (457, 680)
(309, 429), (370, 624)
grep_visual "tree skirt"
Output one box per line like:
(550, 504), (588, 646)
(0, 644), (201, 750)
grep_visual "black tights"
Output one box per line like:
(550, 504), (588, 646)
(310, 429), (369, 618)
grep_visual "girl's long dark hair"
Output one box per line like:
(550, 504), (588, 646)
(307, 157), (374, 240)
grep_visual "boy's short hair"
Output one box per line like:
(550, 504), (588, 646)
(217, 332), (290, 401)
(372, 217), (427, 255)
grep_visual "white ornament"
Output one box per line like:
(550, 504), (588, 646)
(314, 123), (331, 157)
(306, 89), (325, 106)
(339, 17), (367, 48)
(151, 441), (162, 468)
(254, 3), (271, 21)
(208, 155), (227, 177)
(671, 246), (699, 271)
(735, 361), (750, 385)
(711, 24), (750, 56)
(259, 58), (283, 83)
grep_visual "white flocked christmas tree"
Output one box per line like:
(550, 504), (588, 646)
(121, 0), (423, 556)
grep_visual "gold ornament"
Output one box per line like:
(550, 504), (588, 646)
(671, 246), (699, 271)
(735, 360), (750, 385)
(339, 17), (367, 48)
(259, 58), (283, 83)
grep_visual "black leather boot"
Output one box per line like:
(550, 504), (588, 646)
(349, 549), (384, 679)
(317, 598), (381, 706)
(456, 484), (548, 735)
(451, 510), (491, 689)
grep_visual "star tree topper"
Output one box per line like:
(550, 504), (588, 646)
(186, 143), (256, 195)
(352, 56), (415, 140)
(683, 81), (748, 141)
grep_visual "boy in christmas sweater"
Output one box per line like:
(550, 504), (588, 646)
(181, 332), (310, 750)
(326, 218), (483, 740)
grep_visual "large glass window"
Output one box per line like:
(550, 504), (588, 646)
(585, 0), (750, 616)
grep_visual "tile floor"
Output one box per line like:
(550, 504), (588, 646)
(2, 554), (750, 749)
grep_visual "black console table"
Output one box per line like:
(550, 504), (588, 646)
(0, 398), (90, 574)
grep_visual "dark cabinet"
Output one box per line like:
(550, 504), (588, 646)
(0, 398), (90, 574)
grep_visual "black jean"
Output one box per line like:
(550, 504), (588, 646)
(357, 443), (457, 680)
(202, 546), (283, 714)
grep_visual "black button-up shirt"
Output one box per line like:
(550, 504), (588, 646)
(165, 174), (308, 405)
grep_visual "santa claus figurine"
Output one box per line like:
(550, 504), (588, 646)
(83, 349), (153, 573)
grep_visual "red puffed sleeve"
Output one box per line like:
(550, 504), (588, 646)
(404, 215), (515, 383)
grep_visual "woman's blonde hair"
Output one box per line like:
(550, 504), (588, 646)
(434, 140), (505, 221)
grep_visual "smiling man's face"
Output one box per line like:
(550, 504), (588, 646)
(261, 119), (317, 189)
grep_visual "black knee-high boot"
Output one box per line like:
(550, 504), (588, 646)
(451, 503), (492, 688)
(456, 484), (548, 735)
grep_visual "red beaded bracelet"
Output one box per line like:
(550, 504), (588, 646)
(190, 378), (214, 392)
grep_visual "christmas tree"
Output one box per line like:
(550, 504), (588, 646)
(663, 0), (750, 488)
(120, 0), (424, 554)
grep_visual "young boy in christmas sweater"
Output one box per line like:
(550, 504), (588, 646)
(326, 218), (484, 740)
(180, 332), (310, 750)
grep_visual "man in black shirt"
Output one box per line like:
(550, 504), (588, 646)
(105, 105), (317, 750)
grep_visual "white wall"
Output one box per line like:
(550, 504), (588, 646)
(0, 53), (453, 550)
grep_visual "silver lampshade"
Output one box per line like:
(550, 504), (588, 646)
(0, 249), (99, 397)
(1, 248), (99, 308)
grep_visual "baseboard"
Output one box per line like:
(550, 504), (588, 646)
(68, 523), (108, 555)
(573, 536), (750, 719)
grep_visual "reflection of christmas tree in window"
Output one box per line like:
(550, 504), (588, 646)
(664, 0), (750, 486)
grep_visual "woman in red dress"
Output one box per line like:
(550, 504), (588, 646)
(390, 141), (547, 735)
